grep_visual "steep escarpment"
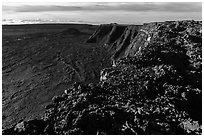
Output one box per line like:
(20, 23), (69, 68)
(3, 20), (202, 135)
(86, 23), (139, 47)
(87, 23), (156, 63)
(86, 23), (127, 44)
(110, 25), (141, 61)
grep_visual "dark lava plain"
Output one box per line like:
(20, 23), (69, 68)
(2, 24), (112, 128)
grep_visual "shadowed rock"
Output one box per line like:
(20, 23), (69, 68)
(110, 25), (141, 61)
(86, 24), (115, 43)
(86, 23), (127, 45)
(59, 28), (87, 36)
(3, 119), (46, 135)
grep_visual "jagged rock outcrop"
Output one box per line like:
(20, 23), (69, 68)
(86, 23), (128, 45)
(2, 119), (46, 135)
(110, 25), (140, 61)
(3, 20), (202, 135)
(87, 23), (158, 63)
(123, 22), (158, 58)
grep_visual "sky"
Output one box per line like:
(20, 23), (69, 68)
(2, 1), (202, 24)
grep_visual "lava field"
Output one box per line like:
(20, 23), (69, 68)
(2, 20), (202, 135)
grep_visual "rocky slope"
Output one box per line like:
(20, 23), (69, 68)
(2, 20), (202, 135)
(2, 24), (112, 129)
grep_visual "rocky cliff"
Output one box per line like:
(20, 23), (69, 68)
(86, 23), (128, 44)
(3, 20), (202, 135)
(86, 24), (141, 62)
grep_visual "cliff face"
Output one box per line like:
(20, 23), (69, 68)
(86, 23), (127, 45)
(110, 25), (140, 61)
(86, 24), (141, 61)
(123, 23), (158, 57)
(87, 23), (160, 64)
(3, 20), (202, 135)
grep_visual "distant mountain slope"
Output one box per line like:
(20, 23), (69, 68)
(3, 20), (202, 135)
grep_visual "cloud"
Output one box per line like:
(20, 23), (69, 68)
(3, 2), (202, 13)
(3, 5), (82, 12)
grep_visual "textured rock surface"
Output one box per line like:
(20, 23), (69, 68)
(110, 25), (141, 61)
(3, 20), (202, 135)
(2, 24), (112, 129)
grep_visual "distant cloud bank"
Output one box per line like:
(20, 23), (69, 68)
(3, 2), (202, 13)
(2, 2), (202, 24)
